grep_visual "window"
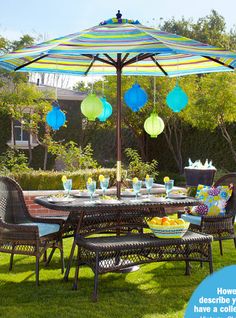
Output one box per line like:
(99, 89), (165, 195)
(14, 120), (30, 142)
(7, 119), (38, 149)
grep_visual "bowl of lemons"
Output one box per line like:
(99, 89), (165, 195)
(146, 216), (189, 239)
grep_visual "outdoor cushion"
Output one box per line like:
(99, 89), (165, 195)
(18, 222), (60, 237)
(182, 214), (202, 226)
(190, 185), (232, 216)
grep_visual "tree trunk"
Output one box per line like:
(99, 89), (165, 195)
(43, 146), (48, 170)
(219, 123), (236, 164)
(123, 118), (148, 161)
(163, 118), (184, 174)
(11, 119), (16, 148)
(28, 129), (33, 165)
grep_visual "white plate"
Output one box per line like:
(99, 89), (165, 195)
(121, 190), (141, 197)
(167, 194), (187, 199)
(83, 200), (101, 205)
(48, 197), (75, 203)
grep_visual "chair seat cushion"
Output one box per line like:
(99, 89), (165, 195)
(182, 214), (202, 226)
(19, 222), (60, 237)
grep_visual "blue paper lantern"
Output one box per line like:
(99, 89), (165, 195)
(98, 97), (113, 122)
(46, 101), (66, 130)
(124, 82), (148, 112)
(166, 83), (188, 112)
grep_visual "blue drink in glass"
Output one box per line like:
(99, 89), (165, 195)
(132, 180), (142, 200)
(86, 181), (96, 201)
(100, 178), (109, 197)
(63, 179), (72, 196)
(145, 177), (154, 198)
(165, 180), (174, 198)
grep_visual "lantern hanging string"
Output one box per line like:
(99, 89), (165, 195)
(153, 76), (157, 113)
(55, 59), (59, 102)
(176, 57), (180, 85)
(91, 56), (96, 94)
(102, 67), (105, 97)
(135, 55), (138, 81)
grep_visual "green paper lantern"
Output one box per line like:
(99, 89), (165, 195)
(144, 112), (165, 138)
(81, 93), (103, 121)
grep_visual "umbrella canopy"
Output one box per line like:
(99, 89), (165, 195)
(0, 12), (236, 197)
(0, 17), (236, 76)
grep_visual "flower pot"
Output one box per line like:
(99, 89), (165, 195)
(184, 168), (216, 187)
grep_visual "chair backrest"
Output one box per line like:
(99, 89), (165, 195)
(214, 173), (236, 216)
(0, 176), (30, 223)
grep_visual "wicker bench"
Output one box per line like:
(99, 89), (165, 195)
(73, 231), (213, 301)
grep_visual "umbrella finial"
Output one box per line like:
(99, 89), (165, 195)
(116, 10), (122, 19)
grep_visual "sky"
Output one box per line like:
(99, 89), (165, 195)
(0, 0), (236, 41)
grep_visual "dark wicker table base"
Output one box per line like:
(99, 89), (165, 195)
(73, 231), (213, 301)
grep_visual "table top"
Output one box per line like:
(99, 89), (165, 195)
(35, 195), (200, 213)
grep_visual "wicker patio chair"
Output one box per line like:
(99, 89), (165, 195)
(182, 173), (236, 255)
(0, 176), (65, 285)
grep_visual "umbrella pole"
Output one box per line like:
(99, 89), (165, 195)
(116, 54), (122, 199)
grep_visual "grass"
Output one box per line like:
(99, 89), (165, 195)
(0, 236), (236, 318)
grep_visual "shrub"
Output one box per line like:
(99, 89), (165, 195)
(124, 148), (158, 180)
(7, 168), (123, 190)
(48, 141), (99, 171)
(0, 149), (31, 174)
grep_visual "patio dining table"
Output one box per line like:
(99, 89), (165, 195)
(35, 195), (200, 280)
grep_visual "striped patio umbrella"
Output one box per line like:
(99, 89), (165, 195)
(1, 12), (236, 197)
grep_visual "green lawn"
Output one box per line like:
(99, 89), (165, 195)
(0, 237), (235, 318)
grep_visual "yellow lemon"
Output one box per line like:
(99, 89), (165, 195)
(176, 219), (185, 225)
(132, 177), (139, 183)
(61, 175), (67, 183)
(145, 174), (150, 180)
(163, 176), (170, 183)
(87, 177), (92, 184)
(99, 175), (105, 182)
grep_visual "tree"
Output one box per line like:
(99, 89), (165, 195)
(183, 72), (236, 163)
(90, 75), (197, 173)
(160, 10), (236, 50)
(0, 81), (53, 166)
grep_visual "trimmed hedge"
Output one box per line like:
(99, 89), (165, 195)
(7, 168), (121, 191)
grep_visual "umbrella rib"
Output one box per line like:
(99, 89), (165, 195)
(14, 53), (49, 71)
(123, 53), (155, 67)
(121, 53), (130, 64)
(84, 54), (99, 75)
(203, 55), (235, 70)
(104, 54), (116, 64)
(150, 56), (168, 76)
(82, 54), (116, 67)
(122, 53), (144, 66)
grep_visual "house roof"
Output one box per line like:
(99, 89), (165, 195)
(34, 84), (86, 101)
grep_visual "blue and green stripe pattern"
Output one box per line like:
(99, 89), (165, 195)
(0, 18), (236, 77)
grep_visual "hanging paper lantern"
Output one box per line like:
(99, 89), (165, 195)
(144, 112), (165, 138)
(46, 101), (66, 130)
(166, 83), (188, 112)
(81, 93), (103, 121)
(98, 97), (113, 122)
(124, 82), (148, 112)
